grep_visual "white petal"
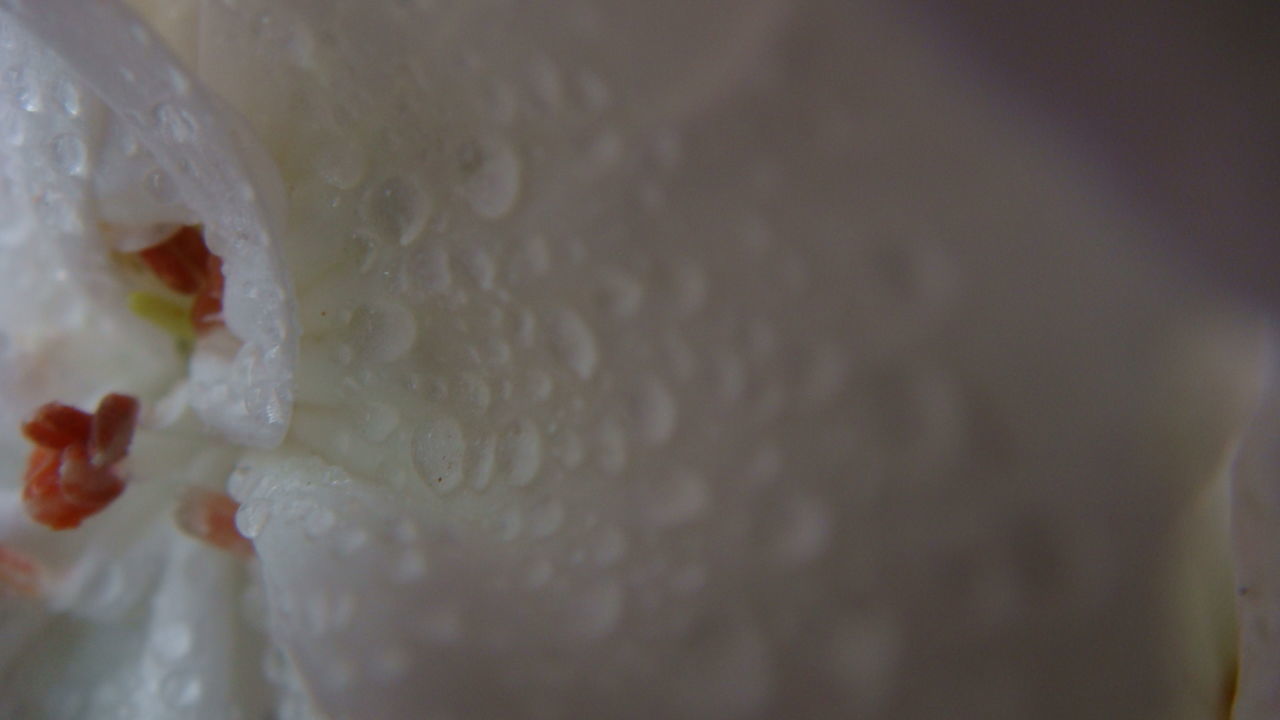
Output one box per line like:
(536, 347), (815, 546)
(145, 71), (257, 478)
(3, 0), (297, 447)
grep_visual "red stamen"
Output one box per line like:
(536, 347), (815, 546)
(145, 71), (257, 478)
(21, 403), (92, 450)
(58, 445), (125, 508)
(0, 545), (41, 597)
(89, 393), (140, 468)
(136, 225), (211, 295)
(18, 394), (139, 531)
(175, 487), (254, 558)
(190, 253), (225, 335)
(22, 447), (88, 530)
(133, 225), (225, 336)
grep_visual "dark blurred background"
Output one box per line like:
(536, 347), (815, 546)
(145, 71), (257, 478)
(905, 0), (1280, 312)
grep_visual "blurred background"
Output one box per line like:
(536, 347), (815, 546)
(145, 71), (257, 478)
(907, 0), (1279, 311)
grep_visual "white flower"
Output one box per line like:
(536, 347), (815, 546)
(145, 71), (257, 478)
(0, 1), (1272, 718)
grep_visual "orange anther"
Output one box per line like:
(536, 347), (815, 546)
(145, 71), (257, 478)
(137, 225), (212, 295)
(0, 545), (41, 597)
(18, 393), (139, 531)
(190, 253), (225, 335)
(133, 225), (225, 336)
(89, 393), (140, 468)
(21, 403), (92, 450)
(175, 487), (254, 558)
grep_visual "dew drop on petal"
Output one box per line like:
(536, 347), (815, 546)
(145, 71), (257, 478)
(52, 78), (80, 116)
(551, 308), (598, 380)
(592, 526), (627, 567)
(350, 301), (417, 363)
(145, 167), (179, 204)
(361, 175), (431, 246)
(393, 549), (428, 584)
(471, 435), (497, 491)
(457, 136), (521, 219)
(567, 580), (623, 640)
(153, 103), (197, 143)
(314, 140), (366, 189)
(645, 468), (709, 527)
(827, 614), (902, 712)
(304, 506), (336, 539)
(528, 498), (566, 538)
(632, 377), (677, 445)
(359, 401), (401, 443)
(524, 555), (554, 588)
(50, 133), (86, 176)
(763, 494), (831, 566)
(159, 671), (202, 708)
(500, 419), (542, 487)
(412, 413), (466, 493)
(596, 419), (628, 475)
(235, 500), (271, 539)
(153, 622), (193, 661)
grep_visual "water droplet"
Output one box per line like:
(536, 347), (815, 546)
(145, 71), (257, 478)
(551, 309), (598, 380)
(497, 506), (523, 541)
(652, 129), (683, 168)
(361, 176), (430, 246)
(477, 336), (511, 366)
(715, 354), (747, 403)
(129, 21), (152, 46)
(145, 168), (179, 205)
(593, 526), (627, 567)
(401, 245), (451, 295)
(52, 79), (80, 116)
(416, 606), (464, 644)
(827, 614), (901, 712)
(598, 270), (645, 317)
(567, 580), (623, 640)
(6, 65), (40, 112)
(314, 141), (366, 189)
(530, 57), (565, 111)
(678, 621), (773, 716)
(393, 549), (428, 584)
(528, 371), (553, 403)
(50, 133), (86, 176)
(576, 69), (611, 112)
(350, 302), (417, 363)
(631, 378), (677, 445)
(153, 104), (197, 143)
(671, 564), (707, 594)
(337, 528), (369, 556)
(560, 430), (585, 468)
(645, 468), (709, 527)
(168, 67), (191, 95)
(153, 622), (193, 661)
(672, 261), (708, 314)
(457, 137), (521, 219)
(459, 248), (496, 291)
(471, 435), (496, 491)
(412, 414), (466, 493)
(372, 645), (411, 683)
(360, 402), (400, 443)
(304, 506), (337, 538)
(596, 420), (628, 475)
(304, 592), (343, 636)
(159, 671), (203, 708)
(864, 364), (963, 473)
(520, 234), (551, 277)
(525, 556), (554, 588)
(500, 419), (542, 487)
(763, 495), (830, 566)
(236, 500), (271, 539)
(802, 343), (851, 405)
(528, 499), (566, 538)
